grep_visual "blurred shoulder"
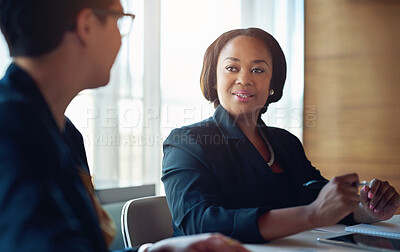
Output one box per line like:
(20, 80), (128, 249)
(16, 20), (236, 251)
(266, 126), (303, 148)
(0, 88), (37, 134)
(165, 117), (219, 142)
(268, 126), (298, 138)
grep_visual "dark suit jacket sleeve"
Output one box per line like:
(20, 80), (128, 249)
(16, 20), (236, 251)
(162, 129), (269, 244)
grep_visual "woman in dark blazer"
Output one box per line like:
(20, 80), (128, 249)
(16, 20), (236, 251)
(162, 28), (400, 244)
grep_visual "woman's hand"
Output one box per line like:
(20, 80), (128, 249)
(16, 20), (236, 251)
(146, 233), (250, 252)
(359, 179), (400, 221)
(308, 173), (360, 227)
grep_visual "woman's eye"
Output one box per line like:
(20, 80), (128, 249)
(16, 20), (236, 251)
(252, 68), (265, 73)
(225, 66), (238, 72)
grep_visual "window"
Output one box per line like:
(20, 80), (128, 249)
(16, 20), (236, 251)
(160, 0), (242, 141)
(0, 0), (304, 192)
(0, 35), (11, 74)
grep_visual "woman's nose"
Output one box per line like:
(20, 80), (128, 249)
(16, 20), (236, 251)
(235, 71), (253, 86)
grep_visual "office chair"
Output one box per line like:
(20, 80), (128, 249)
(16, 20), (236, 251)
(121, 195), (173, 248)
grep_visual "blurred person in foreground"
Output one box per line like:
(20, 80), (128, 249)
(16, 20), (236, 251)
(162, 27), (400, 243)
(0, 0), (249, 251)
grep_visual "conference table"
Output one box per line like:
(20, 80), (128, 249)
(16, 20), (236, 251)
(245, 228), (357, 251)
(244, 215), (400, 251)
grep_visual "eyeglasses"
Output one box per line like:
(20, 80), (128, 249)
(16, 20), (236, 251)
(92, 9), (135, 36)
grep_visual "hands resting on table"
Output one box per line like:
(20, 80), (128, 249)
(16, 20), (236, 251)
(139, 233), (250, 252)
(310, 173), (400, 226)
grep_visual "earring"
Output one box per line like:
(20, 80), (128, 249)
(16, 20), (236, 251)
(269, 89), (275, 96)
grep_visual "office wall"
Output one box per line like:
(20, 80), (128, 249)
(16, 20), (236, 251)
(304, 0), (400, 194)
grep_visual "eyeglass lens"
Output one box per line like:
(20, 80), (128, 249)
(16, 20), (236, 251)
(117, 16), (133, 36)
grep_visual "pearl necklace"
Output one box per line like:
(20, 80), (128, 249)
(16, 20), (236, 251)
(260, 131), (275, 167)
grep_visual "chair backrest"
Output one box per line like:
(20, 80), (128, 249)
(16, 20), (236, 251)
(96, 184), (156, 250)
(121, 195), (173, 248)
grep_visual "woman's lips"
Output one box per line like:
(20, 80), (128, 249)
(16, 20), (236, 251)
(232, 90), (255, 101)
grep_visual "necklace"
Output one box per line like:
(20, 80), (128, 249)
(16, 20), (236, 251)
(260, 130), (275, 167)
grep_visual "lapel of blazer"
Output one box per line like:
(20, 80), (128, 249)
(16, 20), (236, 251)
(260, 123), (305, 205)
(212, 106), (278, 187)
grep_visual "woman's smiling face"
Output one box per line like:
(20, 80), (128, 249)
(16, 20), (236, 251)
(216, 35), (273, 120)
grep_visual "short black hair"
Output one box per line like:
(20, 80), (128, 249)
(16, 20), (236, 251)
(0, 0), (113, 57)
(200, 27), (287, 114)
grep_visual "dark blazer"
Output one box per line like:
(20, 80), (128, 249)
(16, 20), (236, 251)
(0, 64), (133, 251)
(162, 105), (353, 244)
